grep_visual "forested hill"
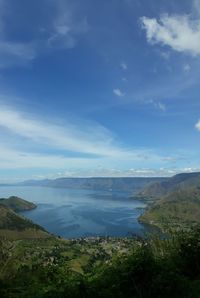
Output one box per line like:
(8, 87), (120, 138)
(139, 187), (200, 229)
(137, 172), (200, 230)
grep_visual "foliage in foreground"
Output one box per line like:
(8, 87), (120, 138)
(1, 228), (200, 298)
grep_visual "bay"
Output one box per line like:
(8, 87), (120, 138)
(0, 186), (147, 238)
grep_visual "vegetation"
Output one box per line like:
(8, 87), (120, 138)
(0, 197), (49, 240)
(136, 172), (200, 231)
(0, 196), (36, 212)
(139, 187), (200, 230)
(1, 227), (200, 297)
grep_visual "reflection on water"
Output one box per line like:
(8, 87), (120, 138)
(0, 186), (148, 238)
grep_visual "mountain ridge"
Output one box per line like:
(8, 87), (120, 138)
(136, 172), (200, 199)
(18, 177), (167, 193)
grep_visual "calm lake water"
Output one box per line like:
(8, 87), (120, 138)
(0, 186), (148, 238)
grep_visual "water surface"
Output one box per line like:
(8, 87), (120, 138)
(0, 186), (147, 238)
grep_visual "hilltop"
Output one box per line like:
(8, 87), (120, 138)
(0, 196), (36, 212)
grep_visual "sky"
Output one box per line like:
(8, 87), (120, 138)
(0, 0), (200, 182)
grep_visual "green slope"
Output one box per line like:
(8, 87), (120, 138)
(139, 187), (200, 229)
(1, 228), (200, 297)
(0, 197), (49, 240)
(0, 196), (36, 212)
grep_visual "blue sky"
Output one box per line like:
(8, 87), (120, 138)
(0, 0), (200, 182)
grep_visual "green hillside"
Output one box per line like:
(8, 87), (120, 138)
(0, 196), (36, 212)
(139, 187), (200, 230)
(1, 227), (200, 297)
(0, 197), (49, 240)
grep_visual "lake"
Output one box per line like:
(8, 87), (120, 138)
(0, 186), (148, 238)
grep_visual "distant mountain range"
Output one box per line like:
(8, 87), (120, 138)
(19, 177), (167, 193)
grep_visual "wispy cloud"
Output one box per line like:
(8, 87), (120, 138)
(47, 1), (89, 50)
(140, 1), (200, 56)
(0, 41), (36, 68)
(113, 88), (125, 97)
(148, 99), (166, 112)
(0, 0), (89, 68)
(0, 105), (118, 157)
(120, 62), (128, 70)
(0, 145), (90, 169)
(0, 104), (166, 171)
(0, 104), (196, 176)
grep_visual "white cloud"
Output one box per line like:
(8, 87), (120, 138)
(113, 88), (125, 97)
(195, 119), (200, 131)
(120, 62), (127, 70)
(141, 2), (200, 56)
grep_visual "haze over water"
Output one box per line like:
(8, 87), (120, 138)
(0, 186), (147, 238)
